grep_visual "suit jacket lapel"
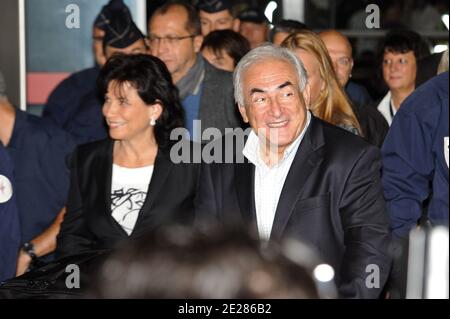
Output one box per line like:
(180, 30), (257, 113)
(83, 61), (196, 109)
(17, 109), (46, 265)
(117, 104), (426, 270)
(95, 139), (128, 236)
(270, 117), (325, 242)
(132, 148), (173, 234)
(234, 159), (257, 232)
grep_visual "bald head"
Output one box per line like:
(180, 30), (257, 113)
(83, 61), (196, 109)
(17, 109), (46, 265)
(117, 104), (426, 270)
(319, 30), (354, 87)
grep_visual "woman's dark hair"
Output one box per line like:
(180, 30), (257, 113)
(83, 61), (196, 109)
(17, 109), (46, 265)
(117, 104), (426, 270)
(380, 29), (430, 61)
(270, 19), (309, 42)
(201, 30), (251, 67)
(98, 54), (184, 149)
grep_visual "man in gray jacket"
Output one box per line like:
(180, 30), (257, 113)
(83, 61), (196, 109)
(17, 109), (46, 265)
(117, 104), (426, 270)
(148, 1), (243, 141)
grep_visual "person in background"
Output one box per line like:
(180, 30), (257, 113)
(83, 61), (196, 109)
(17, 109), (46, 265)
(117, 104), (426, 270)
(238, 8), (269, 49)
(0, 71), (75, 276)
(270, 19), (309, 46)
(281, 31), (362, 136)
(148, 1), (243, 139)
(197, 0), (240, 36)
(319, 30), (373, 107)
(65, 11), (149, 145)
(0, 99), (21, 282)
(42, 0), (131, 128)
(381, 72), (448, 298)
(382, 71), (449, 239)
(319, 29), (389, 148)
(201, 29), (251, 72)
(376, 29), (429, 125)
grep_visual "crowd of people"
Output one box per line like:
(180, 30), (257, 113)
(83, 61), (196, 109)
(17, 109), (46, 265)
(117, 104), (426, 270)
(0, 0), (448, 299)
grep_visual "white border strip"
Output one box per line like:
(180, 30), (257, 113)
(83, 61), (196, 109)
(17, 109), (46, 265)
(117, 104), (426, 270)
(19, 0), (26, 111)
(135, 0), (147, 35)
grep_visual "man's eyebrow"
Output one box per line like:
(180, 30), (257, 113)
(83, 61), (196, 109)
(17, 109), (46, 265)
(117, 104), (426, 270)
(278, 81), (293, 89)
(249, 82), (293, 96)
(250, 88), (266, 95)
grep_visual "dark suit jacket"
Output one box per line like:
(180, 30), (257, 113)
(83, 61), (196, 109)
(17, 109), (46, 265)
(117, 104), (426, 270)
(351, 101), (389, 148)
(56, 139), (200, 258)
(198, 61), (244, 133)
(195, 116), (392, 298)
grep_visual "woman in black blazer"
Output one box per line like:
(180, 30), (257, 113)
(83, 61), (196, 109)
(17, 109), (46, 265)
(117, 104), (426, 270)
(56, 54), (199, 257)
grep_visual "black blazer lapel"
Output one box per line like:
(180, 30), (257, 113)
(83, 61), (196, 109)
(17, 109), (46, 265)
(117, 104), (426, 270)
(234, 159), (258, 234)
(132, 148), (173, 234)
(234, 158), (258, 234)
(270, 117), (325, 242)
(94, 139), (129, 237)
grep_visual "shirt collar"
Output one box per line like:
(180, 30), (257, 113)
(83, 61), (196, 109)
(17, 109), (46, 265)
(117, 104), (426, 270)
(243, 111), (311, 168)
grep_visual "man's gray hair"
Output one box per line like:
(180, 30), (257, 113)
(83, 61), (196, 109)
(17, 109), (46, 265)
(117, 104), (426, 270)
(233, 43), (308, 107)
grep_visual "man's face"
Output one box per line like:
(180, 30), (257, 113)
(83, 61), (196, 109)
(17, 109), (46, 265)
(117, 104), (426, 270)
(239, 59), (310, 153)
(201, 47), (235, 72)
(149, 6), (203, 83)
(105, 38), (148, 59)
(199, 9), (239, 36)
(382, 50), (417, 92)
(93, 27), (106, 66)
(239, 22), (268, 49)
(320, 33), (353, 87)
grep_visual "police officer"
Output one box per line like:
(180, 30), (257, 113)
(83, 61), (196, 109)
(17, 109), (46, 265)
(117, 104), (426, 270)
(0, 135), (21, 282)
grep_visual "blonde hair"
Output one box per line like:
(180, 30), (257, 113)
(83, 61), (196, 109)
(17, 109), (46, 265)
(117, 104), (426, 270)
(281, 30), (362, 135)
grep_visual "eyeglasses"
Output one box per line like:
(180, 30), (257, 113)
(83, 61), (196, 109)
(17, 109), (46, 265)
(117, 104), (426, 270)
(335, 57), (352, 67)
(147, 34), (197, 46)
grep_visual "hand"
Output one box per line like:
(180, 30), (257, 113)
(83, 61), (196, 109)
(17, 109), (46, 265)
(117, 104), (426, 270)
(15, 250), (32, 277)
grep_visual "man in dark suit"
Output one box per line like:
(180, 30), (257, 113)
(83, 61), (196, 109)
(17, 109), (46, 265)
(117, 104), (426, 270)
(195, 44), (392, 298)
(148, 1), (243, 140)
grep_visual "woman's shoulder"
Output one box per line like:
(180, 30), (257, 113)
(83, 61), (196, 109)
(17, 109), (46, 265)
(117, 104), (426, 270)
(71, 138), (112, 167)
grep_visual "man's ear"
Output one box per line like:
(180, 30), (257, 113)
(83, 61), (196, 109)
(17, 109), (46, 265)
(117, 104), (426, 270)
(302, 84), (311, 109)
(193, 35), (204, 53)
(232, 19), (241, 32)
(238, 105), (249, 123)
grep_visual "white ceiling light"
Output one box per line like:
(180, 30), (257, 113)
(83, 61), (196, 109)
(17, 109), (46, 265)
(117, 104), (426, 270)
(264, 1), (278, 23)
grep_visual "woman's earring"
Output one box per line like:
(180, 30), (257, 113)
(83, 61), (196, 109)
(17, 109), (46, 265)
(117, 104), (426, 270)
(150, 118), (156, 126)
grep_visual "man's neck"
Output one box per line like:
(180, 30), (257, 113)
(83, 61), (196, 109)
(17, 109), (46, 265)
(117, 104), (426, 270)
(260, 145), (285, 168)
(0, 100), (16, 146)
(173, 55), (198, 84)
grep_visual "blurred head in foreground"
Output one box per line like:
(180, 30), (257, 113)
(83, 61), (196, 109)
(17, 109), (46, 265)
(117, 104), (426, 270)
(89, 225), (336, 299)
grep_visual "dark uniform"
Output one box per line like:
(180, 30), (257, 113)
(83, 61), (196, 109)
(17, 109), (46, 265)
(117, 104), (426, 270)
(7, 109), (76, 257)
(382, 72), (449, 238)
(0, 143), (21, 282)
(41, 0), (143, 146)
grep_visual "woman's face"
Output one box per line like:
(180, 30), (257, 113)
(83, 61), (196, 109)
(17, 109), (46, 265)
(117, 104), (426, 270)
(382, 50), (417, 92)
(201, 47), (235, 72)
(294, 49), (325, 105)
(102, 81), (160, 142)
